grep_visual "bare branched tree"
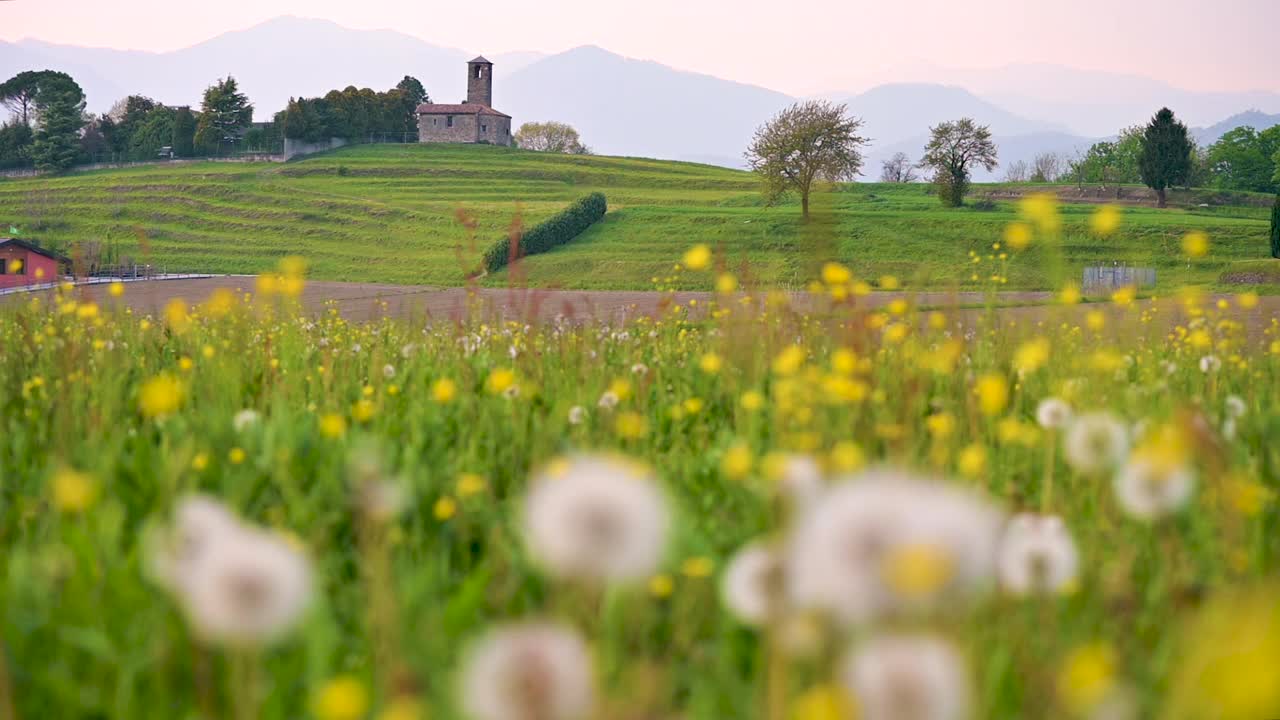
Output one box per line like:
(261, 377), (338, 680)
(919, 118), (998, 207)
(746, 100), (868, 219)
(879, 152), (918, 183)
(1003, 160), (1029, 183)
(1031, 152), (1063, 183)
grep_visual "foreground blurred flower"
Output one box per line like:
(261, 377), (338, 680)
(232, 409), (261, 432)
(682, 244), (712, 271)
(567, 405), (586, 425)
(721, 541), (785, 626)
(311, 675), (369, 720)
(1057, 642), (1117, 717)
(997, 513), (1079, 596)
(460, 622), (594, 720)
(787, 470), (1003, 624)
(149, 495), (312, 647)
(523, 454), (669, 584)
(1166, 585), (1280, 720)
(1036, 397), (1073, 430)
(789, 684), (857, 720)
(842, 634), (969, 720)
(1113, 452), (1195, 521)
(1063, 413), (1129, 475)
(51, 467), (97, 513)
(139, 374), (184, 419)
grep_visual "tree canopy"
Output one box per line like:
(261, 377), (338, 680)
(194, 77), (253, 153)
(1205, 125), (1280, 194)
(919, 118), (998, 207)
(745, 100), (867, 218)
(1138, 107), (1193, 207)
(279, 83), (421, 142)
(28, 73), (86, 172)
(514, 122), (590, 154)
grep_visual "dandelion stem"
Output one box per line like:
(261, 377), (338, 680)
(766, 628), (788, 720)
(1042, 440), (1056, 513)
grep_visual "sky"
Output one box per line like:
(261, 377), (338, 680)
(2, 0), (1277, 96)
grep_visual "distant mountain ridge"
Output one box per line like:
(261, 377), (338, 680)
(2, 16), (1276, 176)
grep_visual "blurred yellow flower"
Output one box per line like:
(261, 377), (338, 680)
(228, 447), (246, 465)
(1004, 222), (1032, 250)
(433, 496), (457, 521)
(51, 468), (96, 513)
(721, 443), (753, 480)
(821, 262), (852, 286)
(1110, 286), (1136, 306)
(1237, 292), (1259, 309)
(773, 345), (806, 376)
(683, 244), (712, 271)
(681, 556), (715, 578)
(699, 352), (724, 374)
(1059, 283), (1082, 305)
(975, 373), (1009, 416)
(319, 413), (347, 439)
(879, 275), (900, 291)
(883, 544), (953, 598)
(164, 299), (191, 334)
(648, 573), (675, 598)
(1020, 192), (1061, 232)
(352, 399), (376, 423)
(715, 272), (738, 294)
(1182, 231), (1209, 258)
(1057, 642), (1117, 715)
(740, 390), (765, 411)
(615, 411), (647, 439)
(485, 368), (517, 395)
(829, 441), (865, 473)
(311, 675), (369, 720)
(958, 444), (987, 479)
(138, 374), (183, 418)
(1013, 337), (1051, 374)
(789, 684), (856, 720)
(925, 412), (956, 439)
(191, 453), (209, 471)
(456, 473), (487, 497)
(431, 378), (457, 403)
(1085, 311), (1106, 331)
(376, 697), (425, 720)
(1090, 205), (1122, 236)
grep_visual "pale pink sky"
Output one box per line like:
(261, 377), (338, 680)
(2, 0), (1277, 95)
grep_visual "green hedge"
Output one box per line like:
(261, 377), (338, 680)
(483, 192), (607, 272)
(1271, 194), (1279, 259)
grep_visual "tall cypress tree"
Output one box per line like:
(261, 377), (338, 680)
(29, 74), (85, 173)
(1270, 193), (1280, 259)
(1138, 107), (1193, 208)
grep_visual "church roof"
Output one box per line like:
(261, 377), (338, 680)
(416, 103), (511, 119)
(469, 56), (492, 64)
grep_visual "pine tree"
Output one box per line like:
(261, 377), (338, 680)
(29, 74), (85, 173)
(194, 77), (253, 154)
(1138, 107), (1192, 208)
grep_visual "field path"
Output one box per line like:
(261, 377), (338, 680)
(9, 277), (1277, 340)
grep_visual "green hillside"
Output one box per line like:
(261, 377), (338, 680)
(0, 143), (1273, 290)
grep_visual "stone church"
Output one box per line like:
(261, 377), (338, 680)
(417, 57), (513, 146)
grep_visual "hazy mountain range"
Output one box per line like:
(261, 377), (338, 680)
(4, 16), (1279, 179)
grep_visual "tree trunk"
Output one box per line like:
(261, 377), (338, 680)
(801, 191), (810, 220)
(1156, 187), (1167, 208)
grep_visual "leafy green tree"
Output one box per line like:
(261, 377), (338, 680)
(1138, 108), (1193, 207)
(746, 100), (868, 219)
(194, 77), (253, 154)
(1206, 126), (1280, 193)
(514, 122), (590, 154)
(171, 107), (197, 157)
(395, 76), (429, 134)
(920, 118), (998, 207)
(129, 107), (176, 159)
(29, 74), (86, 172)
(0, 121), (34, 168)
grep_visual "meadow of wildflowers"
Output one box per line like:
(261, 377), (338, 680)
(2, 198), (1279, 720)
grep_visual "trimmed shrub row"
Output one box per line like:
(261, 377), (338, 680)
(483, 192), (607, 272)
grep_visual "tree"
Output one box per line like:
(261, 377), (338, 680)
(0, 121), (33, 169)
(395, 75), (429, 134)
(172, 107), (197, 157)
(194, 77), (253, 154)
(1205, 126), (1280, 193)
(879, 152), (918, 183)
(1138, 107), (1193, 208)
(919, 118), (998, 207)
(29, 73), (85, 172)
(1004, 160), (1029, 183)
(0, 71), (44, 125)
(1271, 194), (1280, 259)
(514, 121), (591, 154)
(1031, 152), (1062, 183)
(745, 100), (868, 219)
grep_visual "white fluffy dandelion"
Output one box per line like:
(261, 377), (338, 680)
(232, 409), (261, 432)
(567, 405), (587, 425)
(1224, 395), (1246, 419)
(150, 495), (312, 647)
(1114, 455), (1195, 520)
(786, 469), (1003, 625)
(460, 622), (595, 720)
(1063, 413), (1129, 475)
(523, 455), (669, 584)
(596, 391), (619, 410)
(996, 513), (1079, 596)
(630, 363), (649, 376)
(1199, 355), (1221, 373)
(1035, 398), (1073, 430)
(720, 542), (785, 626)
(841, 634), (970, 720)
(382, 363), (396, 379)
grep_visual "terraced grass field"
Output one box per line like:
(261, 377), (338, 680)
(0, 143), (1274, 291)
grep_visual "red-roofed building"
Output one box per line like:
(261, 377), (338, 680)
(0, 238), (67, 289)
(417, 57), (513, 146)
